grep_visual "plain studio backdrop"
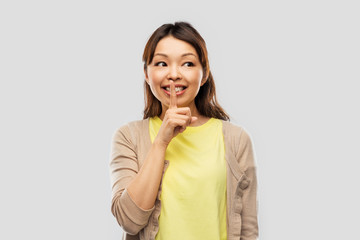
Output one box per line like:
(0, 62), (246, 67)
(0, 0), (359, 239)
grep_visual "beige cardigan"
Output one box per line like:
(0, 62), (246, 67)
(110, 119), (258, 240)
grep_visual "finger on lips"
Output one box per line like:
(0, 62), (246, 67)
(169, 80), (177, 109)
(167, 81), (196, 132)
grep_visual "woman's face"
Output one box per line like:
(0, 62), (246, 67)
(145, 36), (206, 111)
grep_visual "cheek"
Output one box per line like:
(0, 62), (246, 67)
(147, 71), (164, 98)
(183, 68), (203, 79)
(148, 70), (164, 85)
(191, 69), (204, 85)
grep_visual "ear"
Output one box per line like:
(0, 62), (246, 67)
(200, 73), (208, 86)
(144, 68), (149, 84)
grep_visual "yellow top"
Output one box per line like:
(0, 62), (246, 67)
(150, 116), (227, 240)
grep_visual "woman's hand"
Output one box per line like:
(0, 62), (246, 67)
(155, 80), (197, 147)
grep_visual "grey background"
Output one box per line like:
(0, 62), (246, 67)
(1, 0), (359, 239)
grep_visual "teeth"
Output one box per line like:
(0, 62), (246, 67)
(165, 87), (185, 92)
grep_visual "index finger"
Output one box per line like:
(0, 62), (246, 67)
(169, 80), (177, 109)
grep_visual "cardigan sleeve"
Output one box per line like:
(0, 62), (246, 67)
(237, 129), (259, 240)
(109, 125), (155, 235)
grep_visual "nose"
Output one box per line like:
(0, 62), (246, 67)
(167, 65), (182, 81)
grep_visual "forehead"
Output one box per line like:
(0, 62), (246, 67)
(154, 36), (198, 57)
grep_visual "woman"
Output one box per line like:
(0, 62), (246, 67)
(110, 22), (258, 240)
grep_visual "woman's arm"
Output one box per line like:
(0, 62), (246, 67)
(237, 129), (259, 240)
(126, 81), (197, 210)
(110, 125), (157, 235)
(110, 81), (196, 235)
(126, 138), (167, 210)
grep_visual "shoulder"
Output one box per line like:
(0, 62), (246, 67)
(112, 119), (149, 142)
(114, 118), (149, 133)
(221, 120), (252, 143)
(221, 120), (254, 159)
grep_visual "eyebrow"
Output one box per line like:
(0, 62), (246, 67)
(154, 53), (197, 58)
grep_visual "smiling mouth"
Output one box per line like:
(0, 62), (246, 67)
(163, 86), (187, 92)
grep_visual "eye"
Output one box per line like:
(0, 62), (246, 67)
(154, 61), (167, 67)
(183, 62), (194, 67)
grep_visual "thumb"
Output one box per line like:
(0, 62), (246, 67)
(191, 116), (198, 124)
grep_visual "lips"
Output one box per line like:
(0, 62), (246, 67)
(162, 85), (187, 95)
(165, 86), (185, 92)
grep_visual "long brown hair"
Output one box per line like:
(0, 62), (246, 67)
(142, 22), (229, 121)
